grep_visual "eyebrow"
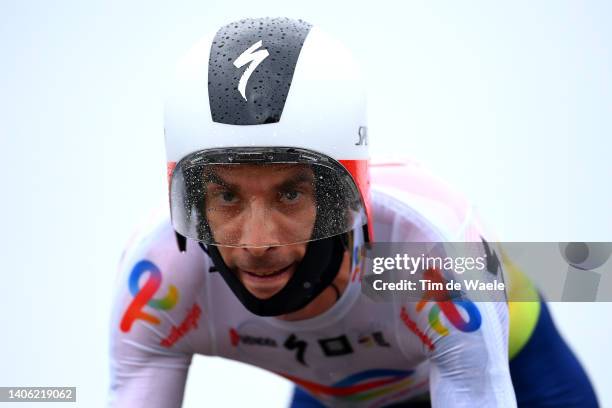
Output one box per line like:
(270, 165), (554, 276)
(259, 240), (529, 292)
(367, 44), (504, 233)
(202, 170), (233, 189)
(203, 167), (313, 192)
(277, 171), (313, 191)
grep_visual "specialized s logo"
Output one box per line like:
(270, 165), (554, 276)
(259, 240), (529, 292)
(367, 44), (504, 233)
(120, 260), (179, 332)
(284, 334), (308, 366)
(233, 40), (269, 101)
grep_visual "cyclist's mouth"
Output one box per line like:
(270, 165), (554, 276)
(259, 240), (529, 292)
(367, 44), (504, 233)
(237, 264), (293, 280)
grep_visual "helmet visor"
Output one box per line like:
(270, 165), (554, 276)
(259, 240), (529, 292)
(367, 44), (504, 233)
(170, 147), (366, 247)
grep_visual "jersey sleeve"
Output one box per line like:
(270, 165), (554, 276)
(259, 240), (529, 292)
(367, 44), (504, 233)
(391, 214), (517, 406)
(371, 159), (518, 406)
(108, 220), (211, 407)
(429, 301), (514, 407)
(395, 278), (516, 407)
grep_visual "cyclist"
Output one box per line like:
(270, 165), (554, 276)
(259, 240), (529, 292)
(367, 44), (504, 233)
(109, 17), (598, 407)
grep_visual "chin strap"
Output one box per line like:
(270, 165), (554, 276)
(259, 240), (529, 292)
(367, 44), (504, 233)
(175, 232), (187, 252)
(199, 235), (346, 316)
(329, 282), (341, 301)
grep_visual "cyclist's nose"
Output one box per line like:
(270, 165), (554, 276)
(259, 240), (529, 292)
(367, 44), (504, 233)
(240, 199), (279, 255)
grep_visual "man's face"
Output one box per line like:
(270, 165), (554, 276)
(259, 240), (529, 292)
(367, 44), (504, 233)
(204, 163), (317, 299)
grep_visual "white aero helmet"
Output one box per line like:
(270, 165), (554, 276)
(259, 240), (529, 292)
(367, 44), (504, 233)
(164, 17), (371, 316)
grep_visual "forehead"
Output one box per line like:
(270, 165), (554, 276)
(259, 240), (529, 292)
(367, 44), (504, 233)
(207, 163), (314, 184)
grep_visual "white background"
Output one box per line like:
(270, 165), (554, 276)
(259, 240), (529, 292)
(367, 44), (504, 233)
(1, 0), (610, 407)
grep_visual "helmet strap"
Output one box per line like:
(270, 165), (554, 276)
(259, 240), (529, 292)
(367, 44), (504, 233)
(199, 235), (346, 316)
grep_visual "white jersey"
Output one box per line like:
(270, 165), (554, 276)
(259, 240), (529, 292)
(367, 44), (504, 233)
(109, 159), (517, 407)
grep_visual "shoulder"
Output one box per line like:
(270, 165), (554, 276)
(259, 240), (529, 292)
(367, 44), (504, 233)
(370, 157), (485, 242)
(110, 214), (212, 356)
(369, 158), (511, 353)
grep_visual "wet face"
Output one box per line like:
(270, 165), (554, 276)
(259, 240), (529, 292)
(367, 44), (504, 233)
(204, 164), (317, 299)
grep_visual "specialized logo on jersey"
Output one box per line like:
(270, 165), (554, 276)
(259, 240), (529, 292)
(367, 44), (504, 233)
(160, 302), (202, 347)
(416, 268), (482, 337)
(233, 40), (269, 101)
(284, 334), (308, 366)
(281, 369), (426, 405)
(120, 260), (179, 332)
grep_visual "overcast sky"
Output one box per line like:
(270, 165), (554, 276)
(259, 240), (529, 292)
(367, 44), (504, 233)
(1, 1), (610, 406)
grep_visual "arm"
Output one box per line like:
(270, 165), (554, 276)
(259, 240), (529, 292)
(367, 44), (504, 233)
(426, 299), (516, 407)
(371, 158), (517, 405)
(398, 292), (515, 407)
(108, 221), (210, 407)
(109, 337), (191, 407)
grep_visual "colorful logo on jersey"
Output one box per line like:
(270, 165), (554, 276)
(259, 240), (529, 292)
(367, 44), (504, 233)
(160, 302), (201, 347)
(416, 268), (481, 337)
(422, 301), (481, 336)
(350, 242), (366, 282)
(120, 260), (179, 332)
(281, 369), (422, 404)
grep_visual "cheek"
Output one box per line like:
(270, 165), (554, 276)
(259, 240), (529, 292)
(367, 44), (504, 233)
(216, 247), (236, 266)
(292, 244), (308, 261)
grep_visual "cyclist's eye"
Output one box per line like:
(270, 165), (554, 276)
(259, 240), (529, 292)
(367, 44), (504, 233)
(221, 191), (237, 203)
(280, 190), (300, 202)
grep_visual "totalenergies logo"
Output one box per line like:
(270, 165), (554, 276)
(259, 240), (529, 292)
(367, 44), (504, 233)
(120, 260), (179, 332)
(416, 268), (481, 337)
